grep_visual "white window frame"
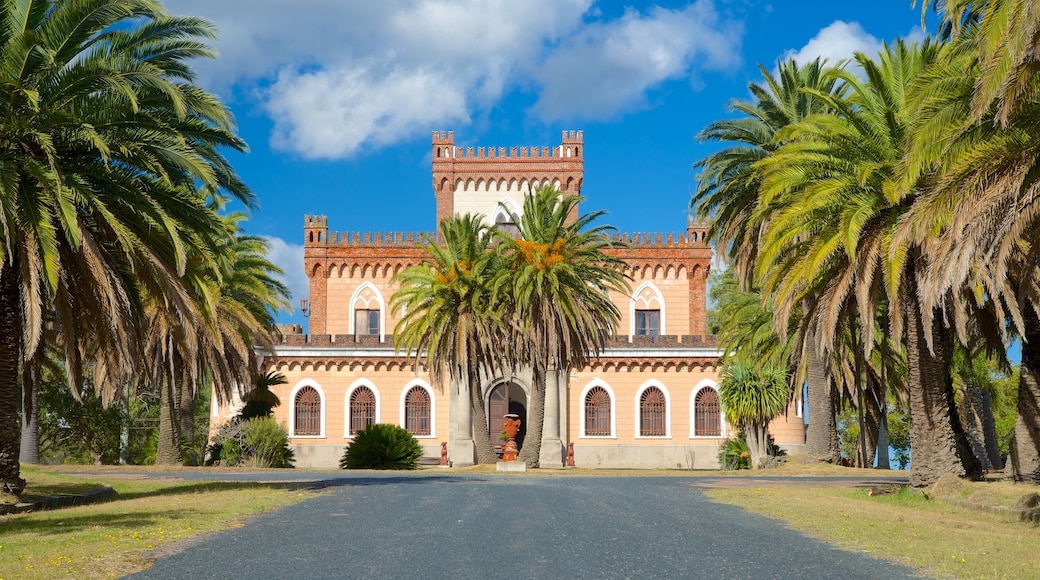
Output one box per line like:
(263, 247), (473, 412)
(344, 379), (381, 438)
(399, 379), (437, 439)
(689, 379), (726, 439)
(634, 380), (672, 439)
(578, 380), (617, 439)
(289, 379), (326, 439)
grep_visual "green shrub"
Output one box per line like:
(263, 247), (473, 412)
(719, 432), (787, 470)
(719, 436), (751, 470)
(208, 417), (294, 468)
(341, 424), (423, 470)
(244, 417), (295, 468)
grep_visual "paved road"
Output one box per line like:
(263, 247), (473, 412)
(128, 472), (922, 580)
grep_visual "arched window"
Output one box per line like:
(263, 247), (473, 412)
(404, 386), (431, 436)
(349, 386), (376, 435)
(294, 386), (321, 436)
(693, 388), (722, 437)
(639, 387), (667, 437)
(584, 386), (611, 436)
(351, 283), (385, 339)
(631, 282), (665, 337)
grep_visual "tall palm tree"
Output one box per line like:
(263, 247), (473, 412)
(392, 214), (505, 465)
(755, 39), (982, 485)
(692, 58), (845, 285)
(151, 216), (289, 465)
(691, 58), (847, 464)
(494, 187), (629, 466)
(0, 0), (250, 493)
(899, 32), (1040, 482)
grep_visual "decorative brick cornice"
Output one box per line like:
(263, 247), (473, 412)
(263, 334), (721, 373)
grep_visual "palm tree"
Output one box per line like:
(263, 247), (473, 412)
(392, 214), (505, 465)
(151, 217), (289, 465)
(691, 58), (847, 464)
(710, 270), (792, 371)
(924, 0), (1040, 126)
(755, 39), (982, 485)
(494, 187), (629, 466)
(899, 40), (1040, 482)
(718, 358), (792, 469)
(0, 0), (250, 492)
(692, 58), (845, 285)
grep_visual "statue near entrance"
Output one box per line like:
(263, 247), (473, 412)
(501, 414), (521, 462)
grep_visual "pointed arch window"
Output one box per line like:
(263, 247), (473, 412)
(294, 386), (321, 436)
(349, 386), (376, 435)
(584, 386), (611, 436)
(639, 387), (667, 437)
(693, 388), (722, 437)
(404, 386), (431, 436)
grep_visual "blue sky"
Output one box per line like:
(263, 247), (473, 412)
(162, 0), (937, 325)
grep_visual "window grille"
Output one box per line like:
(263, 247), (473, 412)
(640, 387), (667, 437)
(694, 388), (722, 437)
(294, 386), (321, 436)
(350, 386), (376, 435)
(404, 386), (431, 436)
(584, 386), (611, 436)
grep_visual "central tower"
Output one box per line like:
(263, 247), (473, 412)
(431, 131), (584, 233)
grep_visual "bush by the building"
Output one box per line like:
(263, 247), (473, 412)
(340, 424), (423, 470)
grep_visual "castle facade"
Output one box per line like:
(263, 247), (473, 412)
(241, 131), (805, 468)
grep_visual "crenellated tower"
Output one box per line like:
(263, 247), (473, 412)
(431, 130), (585, 233)
(303, 215), (330, 334)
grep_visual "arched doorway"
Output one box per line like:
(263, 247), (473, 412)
(488, 382), (527, 451)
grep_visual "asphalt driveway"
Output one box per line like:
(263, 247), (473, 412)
(127, 471), (922, 579)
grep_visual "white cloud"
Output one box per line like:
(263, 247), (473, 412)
(264, 64), (471, 159)
(780, 21), (882, 68)
(531, 2), (742, 121)
(262, 236), (308, 313)
(161, 0), (743, 158)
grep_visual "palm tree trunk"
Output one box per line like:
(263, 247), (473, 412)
(963, 385), (994, 470)
(1006, 301), (1040, 483)
(19, 362), (40, 465)
(804, 339), (840, 462)
(977, 387), (1003, 470)
(0, 262), (26, 494)
(876, 407), (891, 470)
(179, 379), (196, 466)
(858, 383), (881, 468)
(904, 282), (982, 486)
(517, 363), (545, 467)
(469, 373), (498, 464)
(155, 376), (182, 465)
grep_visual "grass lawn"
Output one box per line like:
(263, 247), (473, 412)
(708, 474), (1040, 579)
(0, 465), (317, 579)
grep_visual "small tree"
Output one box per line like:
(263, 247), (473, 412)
(719, 359), (792, 469)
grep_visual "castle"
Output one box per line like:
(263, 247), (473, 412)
(230, 131), (805, 468)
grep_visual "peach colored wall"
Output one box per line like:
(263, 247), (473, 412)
(266, 363), (447, 446)
(568, 367), (725, 445)
(325, 268), (405, 337)
(615, 264), (690, 337)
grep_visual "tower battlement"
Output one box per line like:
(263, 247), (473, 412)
(431, 131), (585, 230)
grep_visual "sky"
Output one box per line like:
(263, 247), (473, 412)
(161, 0), (938, 326)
